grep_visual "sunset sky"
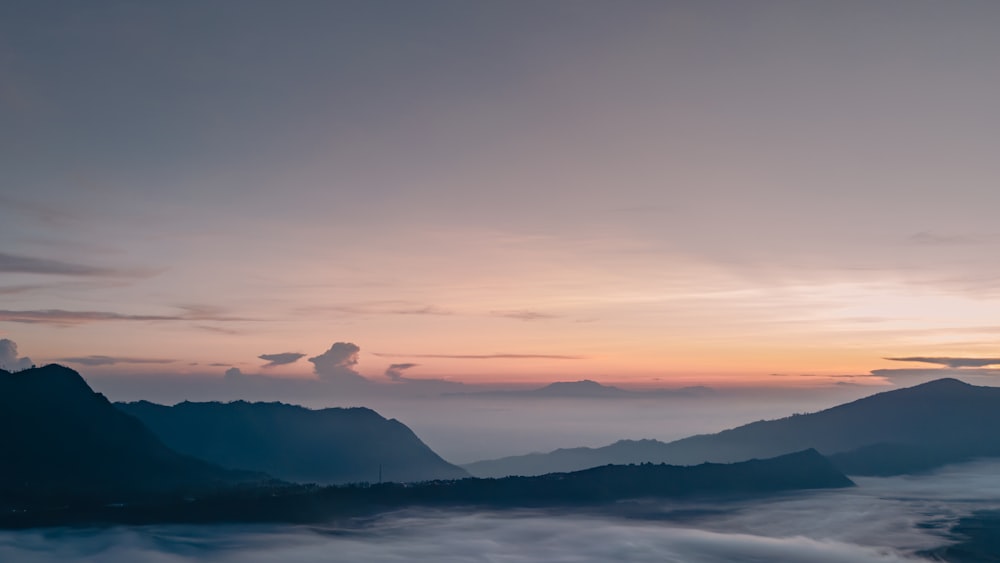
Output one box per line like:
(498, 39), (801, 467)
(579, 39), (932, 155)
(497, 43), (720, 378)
(4, 1), (1000, 389)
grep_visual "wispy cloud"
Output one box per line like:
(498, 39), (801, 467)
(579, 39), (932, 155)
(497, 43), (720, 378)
(885, 356), (1000, 368)
(0, 310), (178, 325)
(768, 373), (879, 381)
(0, 195), (78, 226)
(174, 305), (249, 321)
(374, 352), (584, 360)
(0, 284), (46, 295)
(194, 325), (245, 335)
(385, 362), (419, 381)
(490, 310), (558, 321)
(0, 306), (250, 326)
(0, 252), (117, 276)
(307, 301), (454, 316)
(56, 355), (175, 367)
(907, 231), (988, 246)
(258, 352), (306, 368)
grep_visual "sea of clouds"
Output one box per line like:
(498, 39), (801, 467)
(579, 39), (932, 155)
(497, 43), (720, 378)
(6, 460), (1000, 562)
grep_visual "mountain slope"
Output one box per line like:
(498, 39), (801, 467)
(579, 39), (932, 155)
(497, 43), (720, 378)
(465, 378), (1000, 477)
(0, 365), (254, 505)
(0, 448), (853, 528)
(117, 400), (469, 484)
(419, 449), (854, 504)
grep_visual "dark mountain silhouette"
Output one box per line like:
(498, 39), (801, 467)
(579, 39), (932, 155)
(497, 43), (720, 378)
(0, 365), (258, 506)
(465, 378), (1000, 477)
(464, 439), (679, 477)
(117, 400), (469, 484)
(0, 449), (853, 528)
(399, 448), (853, 505)
(447, 379), (714, 399)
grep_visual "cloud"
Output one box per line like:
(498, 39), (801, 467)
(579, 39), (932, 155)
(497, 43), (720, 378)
(0, 338), (32, 371)
(0, 284), (46, 295)
(385, 363), (419, 381)
(259, 352), (306, 368)
(196, 325), (244, 335)
(490, 310), (558, 321)
(0, 252), (117, 276)
(313, 302), (453, 316)
(907, 231), (985, 246)
(0, 498), (941, 563)
(174, 304), (246, 320)
(0, 306), (250, 326)
(0, 310), (177, 325)
(885, 356), (1000, 369)
(308, 342), (369, 384)
(56, 355), (175, 367)
(868, 367), (1000, 388)
(374, 352), (584, 360)
(224, 367), (244, 379)
(0, 195), (74, 224)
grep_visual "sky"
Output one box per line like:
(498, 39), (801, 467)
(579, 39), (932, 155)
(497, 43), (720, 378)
(4, 0), (1000, 391)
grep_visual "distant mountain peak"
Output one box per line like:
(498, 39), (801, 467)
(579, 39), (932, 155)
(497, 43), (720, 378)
(544, 379), (605, 388)
(913, 377), (972, 388)
(1, 363), (99, 396)
(895, 377), (976, 396)
(0, 364), (253, 502)
(539, 380), (621, 392)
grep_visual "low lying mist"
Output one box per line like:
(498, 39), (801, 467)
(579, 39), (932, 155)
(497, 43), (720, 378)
(7, 459), (1000, 562)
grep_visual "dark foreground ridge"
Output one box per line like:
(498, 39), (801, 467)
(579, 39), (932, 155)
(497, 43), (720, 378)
(0, 364), (265, 507)
(117, 400), (468, 484)
(0, 448), (853, 529)
(921, 509), (1000, 562)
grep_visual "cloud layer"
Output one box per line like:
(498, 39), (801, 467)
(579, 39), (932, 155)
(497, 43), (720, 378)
(0, 307), (248, 326)
(56, 355), (175, 367)
(0, 502), (935, 563)
(0, 252), (115, 276)
(17, 459), (1000, 561)
(374, 352), (584, 360)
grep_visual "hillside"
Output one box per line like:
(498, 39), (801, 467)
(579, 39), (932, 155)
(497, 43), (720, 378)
(465, 378), (1000, 477)
(117, 400), (469, 484)
(0, 449), (853, 528)
(0, 365), (257, 506)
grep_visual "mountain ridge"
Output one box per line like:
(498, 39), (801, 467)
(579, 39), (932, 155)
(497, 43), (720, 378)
(464, 377), (1000, 478)
(117, 399), (469, 484)
(0, 364), (262, 505)
(0, 448), (854, 528)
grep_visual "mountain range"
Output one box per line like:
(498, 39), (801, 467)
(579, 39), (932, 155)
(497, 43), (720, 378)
(117, 400), (468, 484)
(0, 365), (260, 506)
(464, 378), (1000, 478)
(0, 449), (853, 528)
(3, 364), (995, 528)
